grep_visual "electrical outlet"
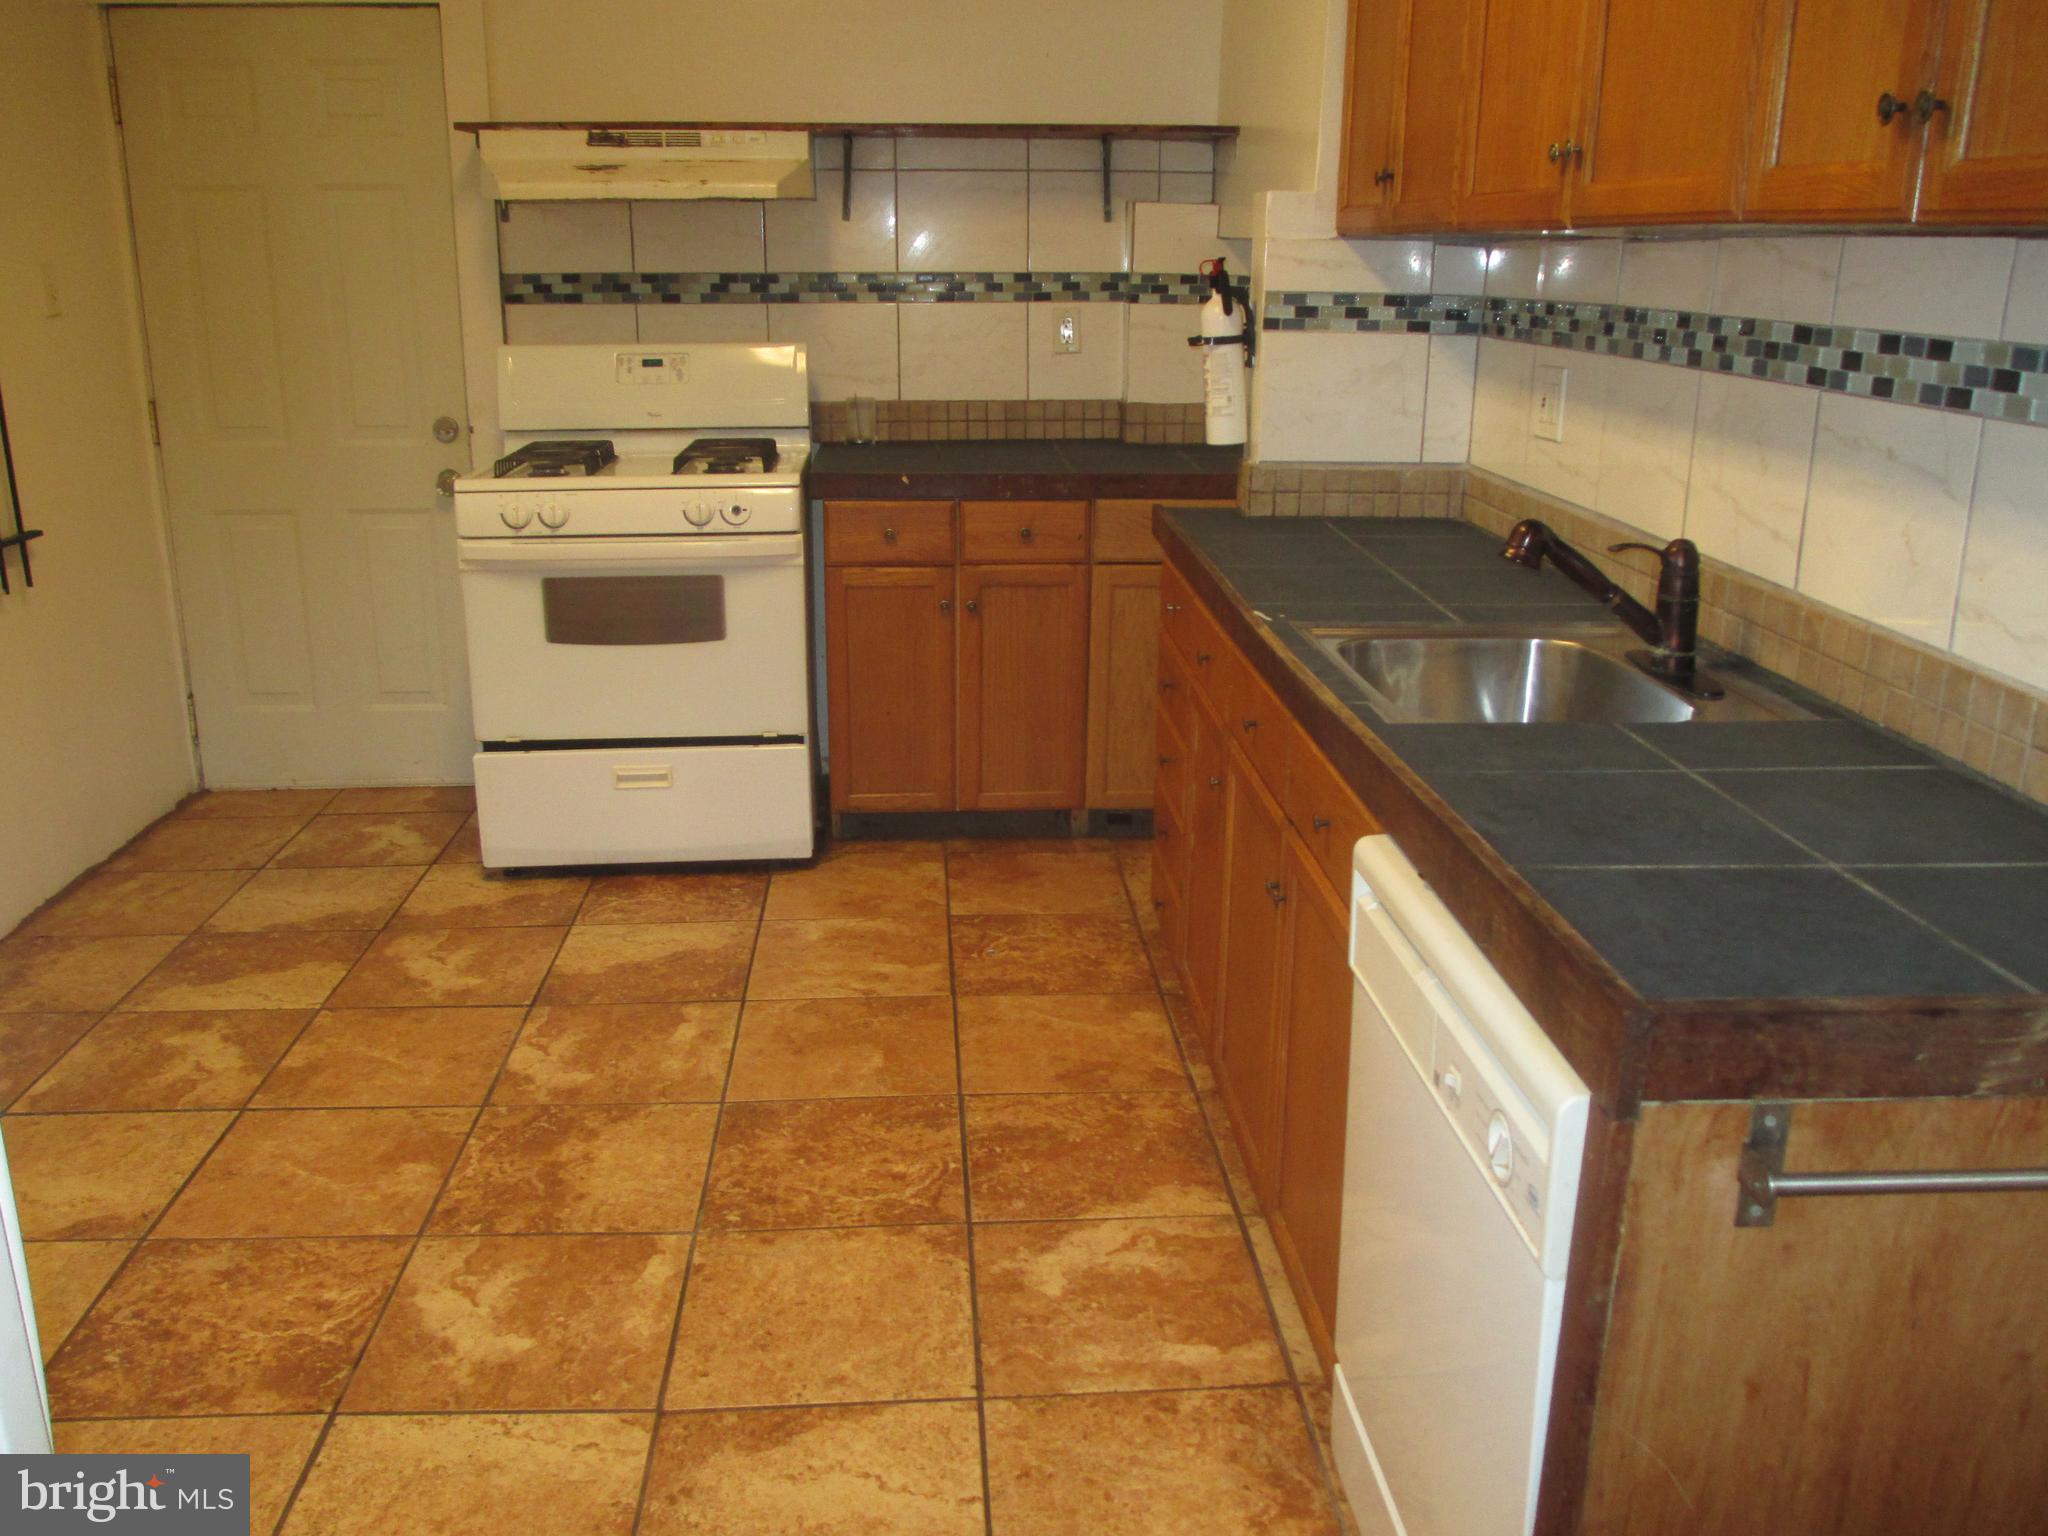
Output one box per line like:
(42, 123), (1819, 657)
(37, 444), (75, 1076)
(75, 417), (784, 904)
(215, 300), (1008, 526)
(1532, 364), (1567, 442)
(1056, 311), (1082, 353)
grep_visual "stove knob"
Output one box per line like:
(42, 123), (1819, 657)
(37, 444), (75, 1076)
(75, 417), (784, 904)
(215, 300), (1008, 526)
(498, 498), (534, 531)
(721, 501), (751, 526)
(682, 498), (715, 528)
(536, 501), (569, 530)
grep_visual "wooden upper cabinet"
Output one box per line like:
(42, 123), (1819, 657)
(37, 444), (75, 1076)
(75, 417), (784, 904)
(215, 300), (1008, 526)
(1383, 0), (1477, 229)
(1917, 0), (2048, 223)
(1459, 0), (1591, 228)
(1340, 0), (1405, 224)
(956, 563), (1088, 811)
(1746, 0), (1944, 219)
(1569, 0), (1762, 223)
(824, 565), (955, 813)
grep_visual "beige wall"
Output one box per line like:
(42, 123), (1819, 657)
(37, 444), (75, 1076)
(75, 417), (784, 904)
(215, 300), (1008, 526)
(0, 1), (195, 931)
(1215, 0), (1346, 237)
(480, 0), (1224, 125)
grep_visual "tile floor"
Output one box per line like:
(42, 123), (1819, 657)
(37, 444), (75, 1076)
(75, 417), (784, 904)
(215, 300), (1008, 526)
(0, 788), (1353, 1535)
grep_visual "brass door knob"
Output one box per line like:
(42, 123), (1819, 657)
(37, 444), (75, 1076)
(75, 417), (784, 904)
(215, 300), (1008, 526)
(1019, 526), (1034, 542)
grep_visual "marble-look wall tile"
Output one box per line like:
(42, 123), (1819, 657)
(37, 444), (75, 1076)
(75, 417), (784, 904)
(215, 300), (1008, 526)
(1541, 240), (1622, 303)
(1028, 302), (1126, 400)
(897, 137), (1027, 171)
(768, 306), (901, 400)
(1263, 237), (1432, 294)
(811, 137), (896, 171)
(630, 203), (764, 272)
(1160, 173), (1215, 204)
(1683, 374), (1818, 586)
(1421, 335), (1477, 464)
(504, 305), (637, 344)
(1162, 142), (1216, 174)
(1618, 239), (1718, 311)
(1709, 236), (1840, 325)
(1432, 243), (1489, 296)
(635, 305), (769, 344)
(896, 173), (1028, 271)
(1799, 393), (1981, 646)
(1125, 304), (1203, 404)
(1484, 241), (1545, 300)
(1954, 421), (2048, 692)
(1834, 235), (2014, 340)
(2001, 240), (2048, 342)
(1469, 338), (1533, 479)
(1025, 173), (1149, 272)
(765, 172), (897, 272)
(1595, 356), (1700, 540)
(1132, 204), (1228, 277)
(498, 203), (632, 273)
(1521, 350), (1607, 505)
(1255, 331), (1428, 462)
(899, 304), (1025, 399)
(1027, 139), (1159, 171)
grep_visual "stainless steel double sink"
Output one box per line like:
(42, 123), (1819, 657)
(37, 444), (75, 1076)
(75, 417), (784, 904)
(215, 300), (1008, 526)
(1303, 624), (1811, 726)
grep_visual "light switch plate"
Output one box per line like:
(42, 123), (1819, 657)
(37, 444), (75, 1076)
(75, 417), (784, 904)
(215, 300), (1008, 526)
(1532, 364), (1567, 442)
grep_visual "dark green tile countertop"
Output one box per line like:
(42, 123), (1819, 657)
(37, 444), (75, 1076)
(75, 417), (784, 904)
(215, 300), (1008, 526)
(808, 442), (1242, 501)
(1158, 506), (2048, 1107)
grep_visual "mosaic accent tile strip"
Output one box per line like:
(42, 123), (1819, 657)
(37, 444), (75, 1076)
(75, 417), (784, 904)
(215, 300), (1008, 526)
(808, 399), (1204, 444)
(504, 271), (1212, 306)
(1262, 291), (2048, 428)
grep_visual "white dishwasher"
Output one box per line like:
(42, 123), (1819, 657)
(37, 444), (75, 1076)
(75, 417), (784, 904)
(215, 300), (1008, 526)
(1332, 835), (1589, 1536)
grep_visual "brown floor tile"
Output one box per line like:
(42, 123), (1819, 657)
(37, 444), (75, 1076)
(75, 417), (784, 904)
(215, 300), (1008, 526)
(327, 927), (564, 1008)
(946, 848), (1131, 916)
(432, 1103), (717, 1233)
(539, 923), (754, 1005)
(666, 1225), (975, 1410)
(251, 1005), (523, 1108)
(203, 867), (423, 933)
(59, 1414), (328, 1536)
(106, 817), (302, 872)
(344, 1234), (689, 1411)
(728, 996), (957, 1101)
(703, 1096), (964, 1230)
(46, 1237), (409, 1415)
(271, 812), (465, 868)
(0, 1013), (99, 1107)
(155, 1107), (472, 1238)
(747, 918), (951, 999)
(492, 1002), (736, 1104)
(327, 785), (476, 815)
(640, 1402), (984, 1536)
(4, 1110), (231, 1238)
(15, 1009), (309, 1112)
(439, 815), (482, 865)
(983, 1388), (1340, 1535)
(974, 1216), (1287, 1395)
(123, 932), (371, 1011)
(956, 993), (1186, 1094)
(22, 1240), (132, 1360)
(580, 870), (767, 924)
(967, 1092), (1230, 1222)
(950, 914), (1153, 996)
(0, 935), (183, 1012)
(19, 870), (249, 938)
(282, 1413), (649, 1536)
(177, 788), (337, 821)
(763, 848), (946, 920)
(391, 864), (589, 928)
(942, 837), (1118, 856)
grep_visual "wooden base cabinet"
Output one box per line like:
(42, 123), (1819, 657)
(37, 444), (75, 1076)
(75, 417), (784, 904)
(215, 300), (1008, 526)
(958, 563), (1088, 810)
(824, 565), (955, 813)
(1215, 744), (1293, 1197)
(1085, 564), (1163, 810)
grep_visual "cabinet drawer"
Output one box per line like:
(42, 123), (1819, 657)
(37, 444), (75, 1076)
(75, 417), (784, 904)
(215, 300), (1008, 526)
(1217, 647), (1296, 796)
(1285, 736), (1380, 896)
(825, 502), (954, 565)
(1092, 499), (1165, 562)
(960, 501), (1088, 562)
(1149, 836), (1185, 981)
(1152, 776), (1190, 905)
(1154, 697), (1190, 830)
(1157, 632), (1194, 747)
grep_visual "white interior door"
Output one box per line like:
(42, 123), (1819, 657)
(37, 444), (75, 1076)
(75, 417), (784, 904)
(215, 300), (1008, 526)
(113, 5), (473, 787)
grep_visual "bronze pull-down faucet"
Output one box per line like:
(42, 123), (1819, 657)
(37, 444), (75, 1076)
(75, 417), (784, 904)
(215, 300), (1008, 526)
(1500, 519), (1725, 699)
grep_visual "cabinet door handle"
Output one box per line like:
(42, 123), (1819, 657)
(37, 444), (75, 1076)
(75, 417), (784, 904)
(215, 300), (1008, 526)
(1160, 679), (1177, 691)
(1241, 718), (1258, 733)
(1265, 879), (1286, 905)
(1373, 167), (1395, 186)
(1914, 88), (1951, 124)
(883, 525), (898, 543)
(1547, 140), (1563, 163)
(1164, 602), (1183, 614)
(1158, 754), (1174, 766)
(1208, 776), (1223, 788)
(939, 598), (952, 614)
(1312, 815), (1332, 831)
(1877, 90), (1913, 125)
(964, 598), (979, 614)
(1195, 650), (1211, 664)
(1019, 525), (1034, 542)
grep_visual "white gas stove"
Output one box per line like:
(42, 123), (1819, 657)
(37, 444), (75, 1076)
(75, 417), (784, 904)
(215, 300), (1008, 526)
(453, 343), (816, 868)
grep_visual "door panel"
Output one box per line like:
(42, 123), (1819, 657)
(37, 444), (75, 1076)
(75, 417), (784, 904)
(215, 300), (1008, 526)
(957, 564), (1088, 810)
(1085, 564), (1162, 810)
(1460, 0), (1589, 228)
(1917, 0), (2048, 222)
(1215, 745), (1290, 1202)
(1339, 0), (1404, 224)
(1745, 0), (1942, 218)
(1383, 0), (1477, 230)
(113, 7), (471, 786)
(825, 566), (955, 813)
(1180, 693), (1232, 1043)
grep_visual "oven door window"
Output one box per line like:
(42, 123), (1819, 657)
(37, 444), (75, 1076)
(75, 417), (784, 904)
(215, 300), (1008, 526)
(542, 574), (727, 646)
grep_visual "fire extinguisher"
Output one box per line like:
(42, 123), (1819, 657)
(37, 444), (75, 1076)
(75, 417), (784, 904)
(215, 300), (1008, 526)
(1187, 257), (1253, 446)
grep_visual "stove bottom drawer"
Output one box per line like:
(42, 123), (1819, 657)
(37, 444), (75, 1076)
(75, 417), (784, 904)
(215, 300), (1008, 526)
(474, 743), (815, 867)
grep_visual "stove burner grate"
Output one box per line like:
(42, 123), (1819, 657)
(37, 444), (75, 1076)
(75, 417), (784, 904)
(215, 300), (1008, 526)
(673, 436), (780, 476)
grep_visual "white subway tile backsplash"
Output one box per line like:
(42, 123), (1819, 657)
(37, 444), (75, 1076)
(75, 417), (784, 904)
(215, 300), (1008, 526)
(1125, 303), (1204, 404)
(503, 304), (637, 344)
(1595, 356), (1699, 540)
(1422, 335), (1477, 464)
(1028, 301), (1126, 400)
(767, 305), (900, 400)
(1955, 421), (2048, 692)
(1256, 331), (1428, 462)
(1799, 393), (1980, 646)
(498, 203), (632, 272)
(898, 303), (1025, 399)
(1683, 374), (1818, 586)
(1618, 239), (1717, 312)
(630, 202), (764, 272)
(1709, 236), (1839, 324)
(1025, 172), (1150, 272)
(765, 172), (897, 273)
(1834, 236), (2014, 340)
(2001, 240), (2048, 342)
(897, 136), (1028, 170)
(896, 172), (1028, 271)
(635, 304), (769, 343)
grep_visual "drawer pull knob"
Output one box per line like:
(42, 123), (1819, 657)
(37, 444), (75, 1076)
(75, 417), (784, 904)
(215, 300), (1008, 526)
(1312, 815), (1332, 831)
(1265, 879), (1286, 905)
(1165, 602), (1183, 613)
(939, 598), (952, 614)
(1160, 679), (1177, 691)
(883, 526), (898, 542)
(1209, 776), (1223, 788)
(1196, 651), (1211, 664)
(1154, 898), (1168, 909)
(1242, 718), (1258, 733)
(1159, 754), (1173, 766)
(1019, 525), (1034, 541)
(965, 598), (979, 614)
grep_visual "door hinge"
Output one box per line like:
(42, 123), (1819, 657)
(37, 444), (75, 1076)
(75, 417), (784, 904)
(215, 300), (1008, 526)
(147, 399), (161, 445)
(107, 64), (122, 125)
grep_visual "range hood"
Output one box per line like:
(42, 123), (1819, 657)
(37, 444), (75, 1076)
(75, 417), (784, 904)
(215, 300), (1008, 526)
(477, 128), (814, 201)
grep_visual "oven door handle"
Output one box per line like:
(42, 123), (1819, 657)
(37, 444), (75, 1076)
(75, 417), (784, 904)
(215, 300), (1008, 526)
(458, 534), (804, 571)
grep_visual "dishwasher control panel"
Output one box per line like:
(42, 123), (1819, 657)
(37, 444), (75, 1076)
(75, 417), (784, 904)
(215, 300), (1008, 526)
(1431, 1021), (1553, 1262)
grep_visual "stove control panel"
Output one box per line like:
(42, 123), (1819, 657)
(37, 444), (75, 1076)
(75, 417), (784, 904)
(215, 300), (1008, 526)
(456, 485), (803, 539)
